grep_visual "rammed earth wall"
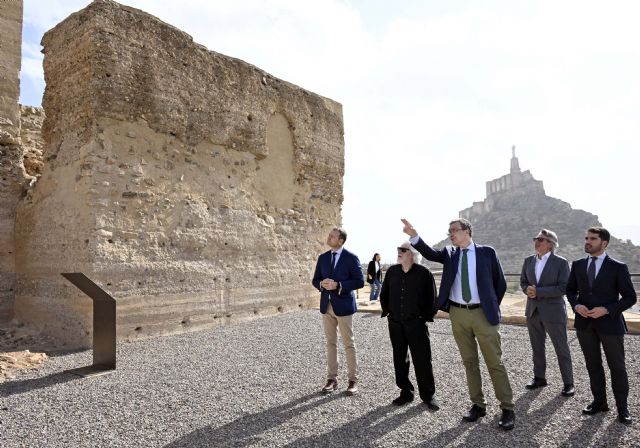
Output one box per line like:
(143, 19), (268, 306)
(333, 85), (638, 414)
(14, 0), (345, 347)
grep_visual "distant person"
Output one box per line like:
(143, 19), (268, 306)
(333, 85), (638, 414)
(312, 227), (364, 396)
(566, 227), (637, 425)
(520, 229), (574, 396)
(380, 242), (439, 410)
(402, 218), (515, 430)
(367, 253), (383, 303)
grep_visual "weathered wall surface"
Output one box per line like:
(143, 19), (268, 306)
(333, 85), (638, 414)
(15, 0), (344, 347)
(0, 0), (24, 322)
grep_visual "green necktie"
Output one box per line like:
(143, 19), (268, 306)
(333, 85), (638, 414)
(461, 248), (471, 302)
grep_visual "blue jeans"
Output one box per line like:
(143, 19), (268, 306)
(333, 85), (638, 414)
(370, 278), (381, 301)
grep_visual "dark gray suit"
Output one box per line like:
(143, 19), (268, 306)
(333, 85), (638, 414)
(520, 252), (573, 385)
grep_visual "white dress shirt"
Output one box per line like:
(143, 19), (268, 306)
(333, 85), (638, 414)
(534, 251), (551, 283)
(409, 235), (480, 304)
(587, 252), (606, 277)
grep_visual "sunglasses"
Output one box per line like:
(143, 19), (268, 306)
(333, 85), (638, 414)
(533, 237), (549, 242)
(397, 247), (411, 253)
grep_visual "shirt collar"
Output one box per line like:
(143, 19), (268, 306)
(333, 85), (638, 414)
(536, 251), (551, 261)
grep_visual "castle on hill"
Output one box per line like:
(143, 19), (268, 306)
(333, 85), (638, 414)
(433, 147), (640, 274)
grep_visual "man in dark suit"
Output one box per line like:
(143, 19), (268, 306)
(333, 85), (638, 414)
(380, 242), (439, 410)
(566, 227), (637, 425)
(520, 229), (574, 396)
(312, 227), (364, 396)
(402, 218), (515, 430)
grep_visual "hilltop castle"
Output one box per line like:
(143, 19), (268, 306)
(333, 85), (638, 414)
(435, 148), (640, 273)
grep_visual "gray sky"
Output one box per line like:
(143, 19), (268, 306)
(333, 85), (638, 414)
(20, 0), (640, 264)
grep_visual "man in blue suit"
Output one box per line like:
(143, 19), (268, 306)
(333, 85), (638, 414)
(312, 227), (364, 396)
(566, 227), (637, 425)
(402, 218), (515, 430)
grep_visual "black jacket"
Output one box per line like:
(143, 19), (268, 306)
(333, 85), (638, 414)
(380, 263), (437, 323)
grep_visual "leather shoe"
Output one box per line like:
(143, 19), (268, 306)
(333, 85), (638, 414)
(618, 408), (633, 425)
(321, 379), (337, 394)
(423, 397), (440, 411)
(498, 409), (515, 430)
(462, 404), (486, 422)
(392, 391), (414, 406)
(345, 380), (358, 396)
(582, 402), (609, 415)
(561, 384), (575, 397)
(525, 377), (548, 390)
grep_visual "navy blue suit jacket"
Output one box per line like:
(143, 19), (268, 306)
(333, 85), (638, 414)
(412, 237), (507, 326)
(312, 248), (364, 316)
(566, 255), (637, 335)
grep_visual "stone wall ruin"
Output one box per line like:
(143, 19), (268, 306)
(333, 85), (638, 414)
(13, 0), (345, 347)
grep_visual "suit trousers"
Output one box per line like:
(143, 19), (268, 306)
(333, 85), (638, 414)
(322, 302), (358, 382)
(449, 306), (514, 410)
(526, 308), (574, 384)
(388, 318), (436, 401)
(577, 324), (628, 409)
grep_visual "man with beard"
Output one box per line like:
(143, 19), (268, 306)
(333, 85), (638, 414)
(380, 242), (439, 410)
(566, 227), (637, 425)
(401, 218), (515, 430)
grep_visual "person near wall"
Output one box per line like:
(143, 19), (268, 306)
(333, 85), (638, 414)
(566, 227), (637, 425)
(520, 228), (574, 397)
(367, 253), (383, 303)
(380, 242), (439, 410)
(402, 217), (515, 430)
(312, 227), (365, 396)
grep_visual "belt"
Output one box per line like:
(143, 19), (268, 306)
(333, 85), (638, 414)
(449, 300), (480, 310)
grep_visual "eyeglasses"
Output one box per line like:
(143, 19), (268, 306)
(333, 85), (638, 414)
(533, 237), (548, 242)
(397, 247), (410, 253)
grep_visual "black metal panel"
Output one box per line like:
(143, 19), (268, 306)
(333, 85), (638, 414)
(61, 273), (116, 377)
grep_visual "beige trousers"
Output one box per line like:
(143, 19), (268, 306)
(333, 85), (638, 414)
(322, 303), (358, 382)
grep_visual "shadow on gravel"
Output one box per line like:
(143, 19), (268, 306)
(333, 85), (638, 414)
(164, 391), (343, 448)
(0, 371), (81, 398)
(559, 411), (628, 448)
(282, 402), (425, 447)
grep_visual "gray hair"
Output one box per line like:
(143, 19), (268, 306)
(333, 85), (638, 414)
(400, 242), (422, 265)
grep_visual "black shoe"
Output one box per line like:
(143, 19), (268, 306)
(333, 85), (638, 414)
(525, 377), (548, 390)
(498, 409), (515, 430)
(392, 391), (414, 406)
(321, 379), (337, 394)
(345, 381), (358, 396)
(561, 384), (575, 397)
(618, 408), (632, 425)
(462, 404), (486, 422)
(582, 402), (609, 415)
(423, 397), (440, 411)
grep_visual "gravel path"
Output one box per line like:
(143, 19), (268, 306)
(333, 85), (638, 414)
(1, 311), (638, 447)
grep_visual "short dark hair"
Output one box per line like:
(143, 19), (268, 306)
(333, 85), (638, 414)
(587, 226), (610, 242)
(332, 227), (347, 244)
(450, 218), (473, 237)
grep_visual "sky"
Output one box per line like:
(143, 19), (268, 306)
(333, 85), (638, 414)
(19, 0), (640, 264)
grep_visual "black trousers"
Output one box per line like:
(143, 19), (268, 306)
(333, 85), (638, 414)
(577, 324), (629, 409)
(388, 318), (435, 401)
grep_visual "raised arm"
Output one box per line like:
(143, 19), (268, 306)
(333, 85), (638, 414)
(401, 218), (446, 264)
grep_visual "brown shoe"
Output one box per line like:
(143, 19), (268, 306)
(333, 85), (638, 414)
(321, 379), (338, 394)
(346, 381), (358, 396)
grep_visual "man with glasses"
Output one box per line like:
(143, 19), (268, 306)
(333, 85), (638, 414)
(312, 227), (364, 396)
(566, 227), (637, 425)
(401, 218), (515, 430)
(380, 242), (439, 410)
(520, 229), (574, 397)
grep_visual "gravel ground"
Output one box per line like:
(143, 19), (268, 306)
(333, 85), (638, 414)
(0, 311), (639, 447)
